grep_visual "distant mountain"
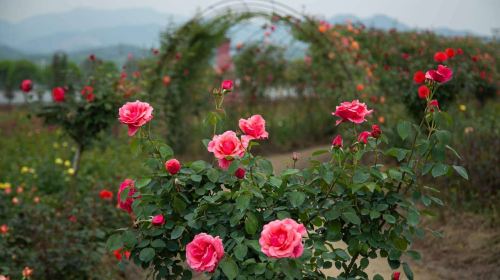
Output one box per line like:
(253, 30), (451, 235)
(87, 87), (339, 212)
(0, 8), (482, 62)
(0, 7), (184, 53)
(328, 14), (475, 37)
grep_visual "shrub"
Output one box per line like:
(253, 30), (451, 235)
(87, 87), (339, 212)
(109, 63), (467, 279)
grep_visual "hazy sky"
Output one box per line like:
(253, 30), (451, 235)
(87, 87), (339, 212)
(1, 0), (499, 35)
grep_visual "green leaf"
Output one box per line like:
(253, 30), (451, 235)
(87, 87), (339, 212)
(219, 257), (239, 280)
(244, 212), (259, 235)
(136, 178), (151, 189)
(106, 233), (123, 251)
(373, 274), (384, 280)
(122, 231), (137, 247)
(159, 145), (174, 159)
(151, 239), (166, 248)
(334, 249), (350, 261)
(383, 214), (396, 224)
(403, 262), (414, 280)
(407, 250), (421, 261)
(342, 212), (361, 225)
(353, 170), (370, 184)
(407, 210), (420, 226)
(236, 193), (252, 211)
(392, 236), (408, 251)
(397, 121), (411, 141)
(170, 225), (185, 239)
(207, 168), (219, 183)
(431, 163), (448, 178)
(233, 244), (248, 261)
(190, 174), (202, 182)
(452, 165), (468, 180)
(139, 247), (155, 262)
(190, 160), (206, 173)
(369, 210), (380, 220)
(287, 191), (306, 207)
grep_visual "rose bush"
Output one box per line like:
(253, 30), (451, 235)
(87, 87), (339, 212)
(108, 52), (468, 279)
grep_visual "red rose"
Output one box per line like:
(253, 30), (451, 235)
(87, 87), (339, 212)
(165, 159), (181, 175)
(20, 79), (33, 93)
(418, 85), (430, 99)
(425, 65), (453, 84)
(392, 272), (400, 280)
(434, 51), (448, 63)
(413, 71), (425, 84)
(445, 48), (455, 58)
(99, 189), (113, 200)
(371, 124), (382, 138)
(456, 48), (463, 55)
(235, 168), (246, 179)
(52, 87), (65, 102)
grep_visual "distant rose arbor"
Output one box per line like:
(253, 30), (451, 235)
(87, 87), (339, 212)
(143, 0), (368, 152)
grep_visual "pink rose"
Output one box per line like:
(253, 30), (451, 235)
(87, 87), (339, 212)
(332, 100), (373, 125)
(207, 131), (246, 169)
(117, 179), (139, 213)
(118, 101), (154, 136)
(152, 214), (165, 226)
(165, 159), (181, 175)
(52, 87), (65, 102)
(239, 115), (269, 141)
(259, 218), (307, 259)
(221, 80), (233, 91)
(332, 135), (343, 148)
(358, 131), (371, 144)
(425, 65), (453, 84)
(186, 233), (224, 273)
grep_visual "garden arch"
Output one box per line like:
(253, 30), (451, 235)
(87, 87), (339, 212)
(148, 0), (363, 153)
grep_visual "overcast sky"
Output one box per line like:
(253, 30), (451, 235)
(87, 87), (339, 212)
(1, 0), (499, 35)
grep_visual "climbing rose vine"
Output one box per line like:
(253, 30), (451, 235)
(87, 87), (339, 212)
(108, 54), (467, 279)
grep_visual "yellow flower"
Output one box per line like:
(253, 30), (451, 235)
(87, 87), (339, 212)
(55, 158), (63, 165)
(67, 168), (75, 176)
(459, 104), (466, 112)
(53, 142), (60, 149)
(64, 160), (71, 167)
(0, 183), (11, 189)
(21, 166), (29, 174)
(62, 142), (68, 147)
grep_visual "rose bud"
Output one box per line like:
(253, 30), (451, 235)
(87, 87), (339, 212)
(332, 135), (343, 148)
(392, 271), (400, 280)
(152, 214), (165, 226)
(371, 124), (382, 138)
(235, 168), (246, 179)
(20, 79), (33, 93)
(221, 80), (233, 92)
(165, 159), (181, 175)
